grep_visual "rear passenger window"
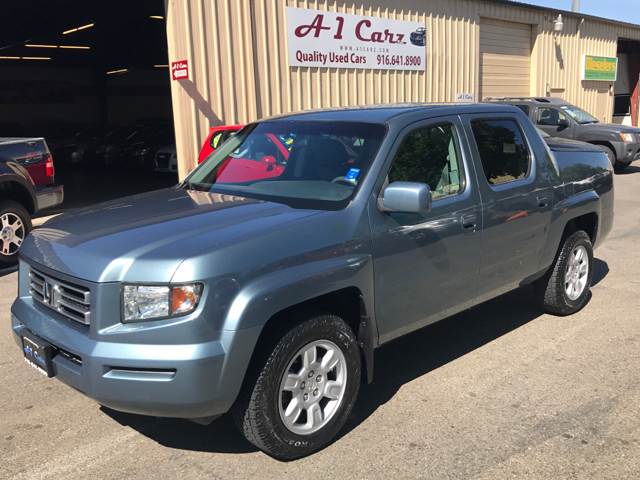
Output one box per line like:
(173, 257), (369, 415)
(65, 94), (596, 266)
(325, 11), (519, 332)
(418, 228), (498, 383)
(515, 104), (530, 115)
(470, 119), (530, 185)
(389, 123), (463, 199)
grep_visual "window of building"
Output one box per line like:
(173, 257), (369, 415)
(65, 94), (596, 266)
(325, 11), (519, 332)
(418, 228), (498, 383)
(388, 123), (463, 199)
(614, 94), (631, 116)
(471, 119), (530, 185)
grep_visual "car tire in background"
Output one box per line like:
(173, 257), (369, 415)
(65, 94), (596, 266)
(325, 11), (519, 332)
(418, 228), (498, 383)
(0, 200), (32, 267)
(536, 230), (594, 316)
(601, 145), (627, 172)
(233, 313), (361, 461)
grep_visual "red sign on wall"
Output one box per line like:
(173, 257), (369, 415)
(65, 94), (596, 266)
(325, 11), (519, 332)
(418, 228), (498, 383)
(171, 60), (189, 81)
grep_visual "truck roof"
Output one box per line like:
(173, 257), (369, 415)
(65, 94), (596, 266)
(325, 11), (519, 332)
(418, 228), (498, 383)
(263, 102), (523, 124)
(0, 137), (45, 145)
(486, 97), (569, 106)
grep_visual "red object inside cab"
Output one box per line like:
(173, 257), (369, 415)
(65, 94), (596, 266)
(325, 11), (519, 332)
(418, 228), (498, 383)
(197, 124), (243, 164)
(214, 133), (291, 183)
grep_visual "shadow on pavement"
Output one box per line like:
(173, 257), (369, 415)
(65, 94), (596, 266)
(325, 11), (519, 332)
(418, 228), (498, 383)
(0, 266), (18, 279)
(592, 258), (609, 286)
(102, 407), (257, 454)
(101, 259), (610, 456)
(616, 165), (640, 175)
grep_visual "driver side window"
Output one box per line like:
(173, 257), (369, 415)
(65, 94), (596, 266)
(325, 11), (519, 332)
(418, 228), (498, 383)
(388, 123), (463, 199)
(537, 107), (568, 126)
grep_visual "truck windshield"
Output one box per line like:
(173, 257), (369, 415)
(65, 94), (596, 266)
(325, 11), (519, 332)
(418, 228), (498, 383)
(185, 121), (386, 209)
(560, 105), (599, 124)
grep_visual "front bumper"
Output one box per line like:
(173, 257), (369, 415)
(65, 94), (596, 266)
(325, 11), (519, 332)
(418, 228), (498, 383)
(617, 141), (640, 164)
(35, 185), (64, 211)
(11, 294), (260, 419)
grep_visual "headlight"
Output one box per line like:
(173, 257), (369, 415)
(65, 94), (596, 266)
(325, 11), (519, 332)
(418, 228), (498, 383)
(620, 133), (635, 143)
(122, 283), (203, 322)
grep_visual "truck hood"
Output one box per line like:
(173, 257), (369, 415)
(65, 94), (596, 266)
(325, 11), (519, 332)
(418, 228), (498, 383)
(545, 136), (607, 152)
(22, 188), (322, 283)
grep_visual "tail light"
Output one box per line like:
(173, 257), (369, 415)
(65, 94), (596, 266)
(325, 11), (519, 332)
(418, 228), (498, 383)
(44, 154), (55, 178)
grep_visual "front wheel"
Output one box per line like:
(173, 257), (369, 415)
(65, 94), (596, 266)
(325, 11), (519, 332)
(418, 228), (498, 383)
(233, 313), (361, 460)
(0, 201), (32, 267)
(602, 146), (628, 172)
(536, 230), (593, 316)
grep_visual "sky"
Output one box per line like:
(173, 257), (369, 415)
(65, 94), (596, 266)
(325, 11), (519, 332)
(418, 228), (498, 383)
(514, 0), (640, 25)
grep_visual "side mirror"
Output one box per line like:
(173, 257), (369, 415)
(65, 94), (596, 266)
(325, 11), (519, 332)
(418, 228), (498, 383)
(381, 181), (432, 214)
(558, 118), (570, 129)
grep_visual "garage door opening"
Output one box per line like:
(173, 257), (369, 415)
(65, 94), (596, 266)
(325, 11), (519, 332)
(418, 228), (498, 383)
(480, 18), (533, 100)
(0, 1), (177, 212)
(614, 38), (640, 127)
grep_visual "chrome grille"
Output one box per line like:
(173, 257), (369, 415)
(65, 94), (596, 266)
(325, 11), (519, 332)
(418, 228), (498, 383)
(29, 268), (91, 325)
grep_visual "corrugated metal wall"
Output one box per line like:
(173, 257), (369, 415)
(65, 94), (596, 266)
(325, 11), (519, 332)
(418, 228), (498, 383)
(165, 0), (640, 178)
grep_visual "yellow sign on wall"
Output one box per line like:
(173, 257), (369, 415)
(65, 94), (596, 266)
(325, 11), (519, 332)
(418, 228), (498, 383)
(582, 55), (618, 82)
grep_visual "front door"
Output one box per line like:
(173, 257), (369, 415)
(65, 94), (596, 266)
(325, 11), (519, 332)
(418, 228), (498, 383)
(369, 117), (482, 344)
(463, 114), (553, 300)
(535, 106), (576, 138)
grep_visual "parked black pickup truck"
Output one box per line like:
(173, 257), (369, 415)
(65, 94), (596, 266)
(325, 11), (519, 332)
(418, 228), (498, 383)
(0, 137), (63, 266)
(492, 97), (640, 170)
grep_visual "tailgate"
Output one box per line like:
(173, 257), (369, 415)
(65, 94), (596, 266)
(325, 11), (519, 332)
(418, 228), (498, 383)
(15, 139), (53, 186)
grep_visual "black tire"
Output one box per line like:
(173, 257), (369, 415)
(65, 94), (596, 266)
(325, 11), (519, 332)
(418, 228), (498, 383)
(601, 145), (628, 172)
(536, 230), (593, 316)
(0, 200), (32, 267)
(233, 313), (361, 461)
(602, 146), (617, 167)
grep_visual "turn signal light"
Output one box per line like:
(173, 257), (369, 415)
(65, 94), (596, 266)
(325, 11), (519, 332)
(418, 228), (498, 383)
(171, 285), (202, 315)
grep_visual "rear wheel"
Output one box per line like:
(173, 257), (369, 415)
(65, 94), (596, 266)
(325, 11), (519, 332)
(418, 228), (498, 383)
(0, 201), (31, 267)
(233, 313), (361, 460)
(536, 230), (593, 316)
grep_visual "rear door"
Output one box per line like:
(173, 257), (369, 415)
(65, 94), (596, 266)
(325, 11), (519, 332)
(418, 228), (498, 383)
(463, 114), (553, 300)
(369, 116), (482, 343)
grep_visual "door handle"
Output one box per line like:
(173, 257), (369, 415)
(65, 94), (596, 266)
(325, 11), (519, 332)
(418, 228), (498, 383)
(536, 195), (551, 208)
(461, 213), (478, 231)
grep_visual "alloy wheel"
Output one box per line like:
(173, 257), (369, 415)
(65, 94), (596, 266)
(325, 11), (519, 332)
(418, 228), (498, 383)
(0, 212), (25, 256)
(278, 340), (347, 435)
(564, 245), (589, 301)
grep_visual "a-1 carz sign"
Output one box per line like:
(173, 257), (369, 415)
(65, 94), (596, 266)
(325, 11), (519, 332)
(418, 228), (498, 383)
(286, 7), (426, 71)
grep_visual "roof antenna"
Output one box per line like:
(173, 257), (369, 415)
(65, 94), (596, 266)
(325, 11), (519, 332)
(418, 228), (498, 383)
(572, 0), (580, 12)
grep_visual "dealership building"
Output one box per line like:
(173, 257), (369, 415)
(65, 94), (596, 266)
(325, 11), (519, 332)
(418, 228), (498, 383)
(164, 0), (640, 178)
(2, 1), (640, 182)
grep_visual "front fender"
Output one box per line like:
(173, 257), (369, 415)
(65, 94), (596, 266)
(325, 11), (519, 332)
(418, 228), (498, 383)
(223, 254), (375, 333)
(212, 255), (377, 406)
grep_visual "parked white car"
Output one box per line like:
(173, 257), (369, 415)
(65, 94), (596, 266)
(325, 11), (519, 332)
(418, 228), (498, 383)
(154, 144), (177, 173)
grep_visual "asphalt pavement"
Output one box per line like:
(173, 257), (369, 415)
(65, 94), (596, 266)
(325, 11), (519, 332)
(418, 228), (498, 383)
(1, 166), (640, 479)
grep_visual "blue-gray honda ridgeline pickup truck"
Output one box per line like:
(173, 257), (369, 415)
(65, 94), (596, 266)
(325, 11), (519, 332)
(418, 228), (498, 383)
(11, 104), (613, 460)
